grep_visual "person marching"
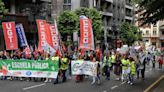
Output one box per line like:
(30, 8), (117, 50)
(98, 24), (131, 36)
(128, 57), (136, 85)
(121, 55), (130, 82)
(114, 54), (122, 80)
(44, 54), (51, 83)
(60, 54), (69, 82)
(75, 55), (84, 82)
(111, 52), (116, 71)
(103, 53), (112, 80)
(91, 57), (101, 85)
(53, 53), (61, 84)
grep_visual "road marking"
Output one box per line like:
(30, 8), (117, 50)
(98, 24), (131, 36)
(23, 83), (45, 90)
(111, 85), (118, 90)
(103, 90), (107, 92)
(120, 81), (126, 85)
(144, 75), (164, 92)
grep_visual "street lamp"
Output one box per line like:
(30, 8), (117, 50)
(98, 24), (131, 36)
(112, 24), (118, 50)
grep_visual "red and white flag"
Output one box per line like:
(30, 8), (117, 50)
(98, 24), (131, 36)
(46, 23), (53, 47)
(36, 19), (54, 51)
(49, 20), (60, 50)
(2, 22), (18, 50)
(36, 19), (47, 50)
(24, 46), (31, 58)
(79, 15), (95, 50)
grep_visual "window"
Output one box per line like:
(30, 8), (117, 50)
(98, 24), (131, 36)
(146, 30), (149, 35)
(80, 0), (89, 8)
(63, 0), (71, 10)
(152, 42), (156, 46)
(146, 40), (149, 42)
(153, 24), (157, 27)
(153, 30), (156, 35)
(64, 0), (71, 3)
(162, 30), (164, 35)
(161, 42), (164, 47)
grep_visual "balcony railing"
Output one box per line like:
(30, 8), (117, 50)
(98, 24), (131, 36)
(100, 11), (113, 17)
(105, 0), (113, 3)
(125, 5), (133, 10)
(125, 16), (133, 20)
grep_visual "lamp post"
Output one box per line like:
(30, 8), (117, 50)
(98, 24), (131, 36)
(112, 24), (118, 50)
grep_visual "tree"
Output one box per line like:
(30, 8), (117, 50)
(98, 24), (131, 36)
(120, 22), (141, 46)
(75, 7), (103, 41)
(58, 11), (78, 44)
(0, 0), (8, 18)
(134, 0), (164, 25)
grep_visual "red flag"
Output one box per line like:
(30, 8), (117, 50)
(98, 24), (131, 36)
(62, 43), (66, 52)
(49, 21), (59, 50)
(24, 46), (31, 58)
(2, 22), (18, 50)
(36, 19), (48, 50)
(46, 23), (53, 47)
(79, 16), (95, 50)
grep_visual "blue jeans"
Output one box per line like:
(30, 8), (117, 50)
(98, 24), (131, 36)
(104, 65), (110, 80)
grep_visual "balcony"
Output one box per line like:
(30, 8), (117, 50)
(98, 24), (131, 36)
(100, 11), (113, 17)
(105, 0), (113, 3)
(125, 16), (133, 20)
(160, 36), (164, 40)
(142, 34), (151, 38)
(125, 5), (133, 10)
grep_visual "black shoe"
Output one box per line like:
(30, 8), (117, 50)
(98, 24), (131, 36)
(53, 82), (58, 84)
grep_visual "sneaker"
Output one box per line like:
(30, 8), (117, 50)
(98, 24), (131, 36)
(44, 79), (48, 83)
(97, 80), (101, 85)
(49, 79), (52, 82)
(130, 83), (133, 85)
(128, 81), (130, 84)
(91, 82), (95, 85)
(106, 77), (110, 80)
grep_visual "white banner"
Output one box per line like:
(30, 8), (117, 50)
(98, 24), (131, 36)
(71, 60), (97, 76)
(1, 70), (58, 78)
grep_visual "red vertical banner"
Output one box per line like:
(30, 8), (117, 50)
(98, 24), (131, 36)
(36, 19), (47, 50)
(2, 22), (18, 50)
(49, 24), (59, 50)
(79, 16), (95, 50)
(46, 23), (53, 47)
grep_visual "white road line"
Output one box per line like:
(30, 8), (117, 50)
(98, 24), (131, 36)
(120, 81), (126, 85)
(111, 85), (118, 90)
(22, 83), (45, 90)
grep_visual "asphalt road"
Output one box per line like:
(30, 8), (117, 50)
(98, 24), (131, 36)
(0, 65), (163, 92)
(152, 79), (164, 92)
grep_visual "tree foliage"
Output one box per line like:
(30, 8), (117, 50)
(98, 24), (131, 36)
(75, 7), (103, 40)
(0, 0), (8, 18)
(134, 0), (164, 25)
(120, 22), (142, 46)
(58, 11), (78, 42)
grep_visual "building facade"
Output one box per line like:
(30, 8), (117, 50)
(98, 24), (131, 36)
(53, 0), (135, 49)
(136, 20), (164, 49)
(0, 0), (52, 50)
(0, 0), (135, 50)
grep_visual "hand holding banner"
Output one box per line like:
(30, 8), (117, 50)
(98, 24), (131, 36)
(71, 60), (97, 76)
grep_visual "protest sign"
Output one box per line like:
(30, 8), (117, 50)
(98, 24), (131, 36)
(71, 60), (97, 76)
(0, 60), (58, 78)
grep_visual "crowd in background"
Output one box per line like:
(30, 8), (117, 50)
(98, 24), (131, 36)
(0, 46), (163, 86)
